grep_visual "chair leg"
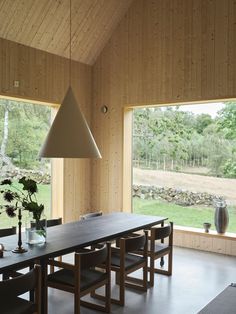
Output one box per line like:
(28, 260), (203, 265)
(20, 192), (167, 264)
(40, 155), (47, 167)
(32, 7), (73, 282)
(149, 254), (155, 287)
(143, 264), (148, 290)
(105, 279), (111, 312)
(168, 249), (173, 275)
(75, 289), (80, 314)
(49, 264), (54, 274)
(153, 254), (172, 276)
(29, 263), (35, 302)
(50, 256), (62, 274)
(119, 270), (125, 306)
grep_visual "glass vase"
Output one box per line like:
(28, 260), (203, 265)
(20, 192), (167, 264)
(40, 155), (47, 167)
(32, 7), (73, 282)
(25, 213), (47, 244)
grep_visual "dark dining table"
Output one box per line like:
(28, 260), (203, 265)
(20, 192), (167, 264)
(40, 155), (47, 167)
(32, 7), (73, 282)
(0, 212), (167, 313)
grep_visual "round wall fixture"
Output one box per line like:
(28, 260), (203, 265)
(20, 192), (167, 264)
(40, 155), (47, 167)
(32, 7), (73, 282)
(101, 105), (108, 114)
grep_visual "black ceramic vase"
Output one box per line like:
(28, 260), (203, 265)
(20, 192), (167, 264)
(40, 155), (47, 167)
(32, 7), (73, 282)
(214, 201), (229, 234)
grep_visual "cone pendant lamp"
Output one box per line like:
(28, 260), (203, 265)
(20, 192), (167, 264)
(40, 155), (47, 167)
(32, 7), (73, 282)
(39, 87), (101, 158)
(39, 0), (101, 159)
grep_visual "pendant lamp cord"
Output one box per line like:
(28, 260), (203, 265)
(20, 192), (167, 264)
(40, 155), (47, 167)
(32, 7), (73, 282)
(69, 0), (72, 86)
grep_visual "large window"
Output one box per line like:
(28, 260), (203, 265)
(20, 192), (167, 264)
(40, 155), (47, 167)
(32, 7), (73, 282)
(0, 97), (51, 228)
(132, 101), (236, 232)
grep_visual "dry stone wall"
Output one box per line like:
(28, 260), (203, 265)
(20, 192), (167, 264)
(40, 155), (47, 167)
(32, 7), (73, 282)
(133, 185), (224, 206)
(2, 169), (50, 184)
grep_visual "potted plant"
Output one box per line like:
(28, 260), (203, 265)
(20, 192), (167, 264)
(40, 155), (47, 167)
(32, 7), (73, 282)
(0, 177), (46, 247)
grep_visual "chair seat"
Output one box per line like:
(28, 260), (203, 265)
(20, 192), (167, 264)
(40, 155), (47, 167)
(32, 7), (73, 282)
(48, 268), (108, 292)
(2, 297), (36, 314)
(149, 242), (170, 255)
(136, 242), (170, 255)
(111, 252), (146, 271)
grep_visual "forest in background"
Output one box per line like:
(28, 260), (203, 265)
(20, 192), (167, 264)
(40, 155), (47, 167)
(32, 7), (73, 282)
(0, 99), (52, 227)
(133, 102), (236, 178)
(0, 98), (51, 172)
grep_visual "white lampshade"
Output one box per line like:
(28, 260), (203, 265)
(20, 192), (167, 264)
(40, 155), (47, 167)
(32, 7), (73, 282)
(39, 87), (101, 158)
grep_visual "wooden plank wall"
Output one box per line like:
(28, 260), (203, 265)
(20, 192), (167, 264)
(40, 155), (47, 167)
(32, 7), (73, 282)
(174, 227), (236, 256)
(0, 37), (93, 222)
(0, 0), (133, 65)
(92, 0), (236, 213)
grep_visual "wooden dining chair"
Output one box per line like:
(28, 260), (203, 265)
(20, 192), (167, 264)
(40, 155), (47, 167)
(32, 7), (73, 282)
(46, 243), (111, 314)
(0, 265), (41, 314)
(148, 222), (173, 287)
(95, 231), (148, 306)
(0, 227), (19, 280)
(0, 226), (17, 237)
(80, 212), (102, 220)
(47, 217), (63, 227)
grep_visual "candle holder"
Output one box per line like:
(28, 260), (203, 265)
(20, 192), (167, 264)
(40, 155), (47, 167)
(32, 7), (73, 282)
(12, 208), (27, 253)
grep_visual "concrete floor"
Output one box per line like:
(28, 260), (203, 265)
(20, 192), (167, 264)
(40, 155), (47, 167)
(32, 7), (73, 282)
(48, 247), (236, 314)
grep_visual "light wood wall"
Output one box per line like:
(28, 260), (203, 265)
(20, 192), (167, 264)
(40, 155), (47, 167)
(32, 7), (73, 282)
(174, 226), (236, 256)
(92, 0), (236, 213)
(0, 37), (93, 222)
(0, 0), (132, 65)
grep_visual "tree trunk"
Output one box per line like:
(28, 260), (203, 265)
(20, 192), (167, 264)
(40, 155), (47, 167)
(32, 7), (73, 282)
(0, 101), (14, 169)
(1, 104), (9, 156)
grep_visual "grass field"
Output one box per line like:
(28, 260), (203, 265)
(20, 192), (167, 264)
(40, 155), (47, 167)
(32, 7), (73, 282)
(133, 198), (236, 233)
(2, 177), (235, 233)
(0, 182), (51, 229)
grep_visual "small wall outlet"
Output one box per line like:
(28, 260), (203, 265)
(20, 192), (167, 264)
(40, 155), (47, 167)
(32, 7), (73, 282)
(13, 80), (20, 87)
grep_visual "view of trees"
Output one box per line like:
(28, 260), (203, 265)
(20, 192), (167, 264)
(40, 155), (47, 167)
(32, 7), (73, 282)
(0, 98), (51, 171)
(133, 102), (236, 178)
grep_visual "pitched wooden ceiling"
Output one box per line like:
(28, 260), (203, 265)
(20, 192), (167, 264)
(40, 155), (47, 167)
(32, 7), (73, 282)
(0, 0), (132, 65)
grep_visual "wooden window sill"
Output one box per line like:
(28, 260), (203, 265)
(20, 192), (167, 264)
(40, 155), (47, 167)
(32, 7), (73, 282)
(173, 226), (236, 255)
(174, 225), (236, 241)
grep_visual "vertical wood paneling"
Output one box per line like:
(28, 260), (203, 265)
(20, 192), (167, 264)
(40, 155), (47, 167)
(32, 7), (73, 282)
(215, 0), (229, 96)
(204, 0), (216, 99)
(227, 0), (236, 95)
(0, 0), (133, 65)
(123, 108), (133, 212)
(0, 37), (93, 222)
(92, 0), (236, 214)
(174, 228), (236, 256)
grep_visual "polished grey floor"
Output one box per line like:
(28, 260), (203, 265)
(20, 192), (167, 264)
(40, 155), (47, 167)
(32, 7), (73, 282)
(48, 247), (236, 314)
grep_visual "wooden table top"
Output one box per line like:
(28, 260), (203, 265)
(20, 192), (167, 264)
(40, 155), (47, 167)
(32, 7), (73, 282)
(0, 212), (167, 272)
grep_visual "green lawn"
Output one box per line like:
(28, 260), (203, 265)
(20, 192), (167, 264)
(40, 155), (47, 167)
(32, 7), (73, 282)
(133, 198), (236, 233)
(0, 182), (51, 229)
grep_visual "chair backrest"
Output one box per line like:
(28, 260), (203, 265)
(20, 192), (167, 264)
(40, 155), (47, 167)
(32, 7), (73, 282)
(76, 243), (109, 269)
(0, 265), (41, 299)
(0, 226), (16, 237)
(80, 212), (102, 220)
(122, 233), (147, 253)
(152, 222), (173, 241)
(47, 217), (62, 227)
(30, 217), (62, 228)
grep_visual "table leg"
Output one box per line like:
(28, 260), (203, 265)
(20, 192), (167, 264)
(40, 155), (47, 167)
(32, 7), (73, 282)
(40, 259), (48, 314)
(29, 262), (35, 302)
(160, 221), (164, 267)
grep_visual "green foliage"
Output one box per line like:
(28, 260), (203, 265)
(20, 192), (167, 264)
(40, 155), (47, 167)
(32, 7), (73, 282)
(0, 181), (51, 229)
(223, 159), (236, 178)
(0, 177), (44, 221)
(195, 114), (213, 134)
(133, 198), (236, 233)
(218, 102), (236, 139)
(133, 102), (236, 177)
(0, 99), (50, 169)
